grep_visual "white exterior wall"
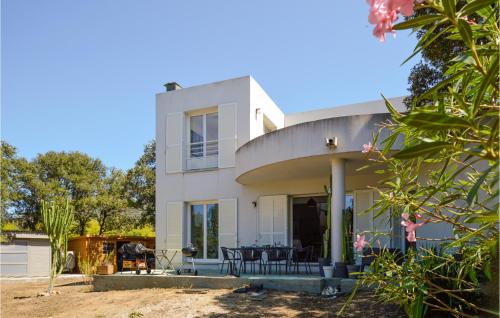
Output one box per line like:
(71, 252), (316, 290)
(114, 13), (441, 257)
(285, 97), (406, 127)
(156, 76), (453, 265)
(249, 77), (284, 140)
(156, 76), (286, 258)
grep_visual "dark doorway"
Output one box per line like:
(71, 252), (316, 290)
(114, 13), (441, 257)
(292, 196), (327, 261)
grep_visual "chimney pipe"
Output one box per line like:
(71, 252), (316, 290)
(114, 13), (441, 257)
(164, 82), (182, 92)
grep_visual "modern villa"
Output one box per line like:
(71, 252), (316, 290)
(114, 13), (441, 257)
(155, 76), (449, 269)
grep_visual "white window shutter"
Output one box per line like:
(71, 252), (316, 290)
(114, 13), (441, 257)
(258, 195), (288, 245)
(155, 206), (167, 251)
(165, 112), (183, 173)
(272, 195), (288, 245)
(218, 199), (238, 251)
(166, 202), (183, 262)
(258, 196), (274, 245)
(218, 103), (237, 168)
(354, 189), (374, 245)
(372, 191), (392, 248)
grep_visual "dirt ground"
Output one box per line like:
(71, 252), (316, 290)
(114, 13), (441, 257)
(1, 277), (406, 318)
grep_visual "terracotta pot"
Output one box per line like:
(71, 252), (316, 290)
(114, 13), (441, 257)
(97, 264), (114, 275)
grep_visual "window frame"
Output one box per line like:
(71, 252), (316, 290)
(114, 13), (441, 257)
(187, 201), (219, 261)
(188, 112), (218, 159)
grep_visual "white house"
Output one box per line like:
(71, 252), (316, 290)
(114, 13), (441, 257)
(155, 76), (447, 268)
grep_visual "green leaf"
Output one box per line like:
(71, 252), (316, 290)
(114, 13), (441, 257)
(393, 15), (442, 30)
(469, 269), (478, 285)
(457, 19), (474, 49)
(394, 142), (453, 159)
(466, 163), (498, 205)
(442, 0), (457, 20)
(418, 70), (466, 100)
(381, 94), (402, 118)
(460, 0), (496, 17)
(466, 211), (499, 223)
(483, 261), (492, 280)
(473, 54), (499, 113)
(399, 112), (471, 130)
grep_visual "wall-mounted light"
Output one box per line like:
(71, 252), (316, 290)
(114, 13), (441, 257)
(252, 201), (257, 208)
(325, 137), (338, 149)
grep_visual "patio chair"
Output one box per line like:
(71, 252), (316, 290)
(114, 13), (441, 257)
(220, 247), (241, 275)
(265, 247), (290, 275)
(239, 248), (263, 275)
(290, 245), (314, 275)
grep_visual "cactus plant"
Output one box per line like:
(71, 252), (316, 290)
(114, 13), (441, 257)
(322, 185), (331, 259)
(40, 199), (74, 294)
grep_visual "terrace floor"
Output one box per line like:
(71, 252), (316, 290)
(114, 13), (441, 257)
(94, 269), (358, 294)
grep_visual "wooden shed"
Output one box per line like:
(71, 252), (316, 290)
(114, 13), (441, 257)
(68, 235), (155, 273)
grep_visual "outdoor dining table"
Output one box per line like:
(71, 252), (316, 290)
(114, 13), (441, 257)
(226, 246), (293, 275)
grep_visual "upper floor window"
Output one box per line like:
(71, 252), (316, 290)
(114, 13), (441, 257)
(187, 112), (218, 170)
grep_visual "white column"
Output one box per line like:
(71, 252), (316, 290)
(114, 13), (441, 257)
(331, 158), (345, 264)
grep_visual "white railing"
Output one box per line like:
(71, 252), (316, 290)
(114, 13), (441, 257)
(186, 140), (218, 170)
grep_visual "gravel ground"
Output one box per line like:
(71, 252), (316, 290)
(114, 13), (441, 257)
(1, 277), (406, 318)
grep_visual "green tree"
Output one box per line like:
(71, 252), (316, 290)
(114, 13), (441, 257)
(94, 168), (128, 235)
(125, 140), (155, 225)
(404, 6), (465, 107)
(0, 141), (28, 220)
(18, 151), (107, 234)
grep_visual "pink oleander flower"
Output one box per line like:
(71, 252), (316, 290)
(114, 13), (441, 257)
(401, 213), (428, 242)
(354, 234), (367, 251)
(388, 0), (414, 16)
(367, 0), (416, 41)
(362, 142), (374, 153)
(368, 0), (398, 42)
(463, 16), (477, 25)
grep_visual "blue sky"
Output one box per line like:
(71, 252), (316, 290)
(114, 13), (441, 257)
(2, 1), (418, 170)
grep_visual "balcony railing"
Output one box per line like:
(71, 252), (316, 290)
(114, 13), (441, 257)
(186, 140), (218, 170)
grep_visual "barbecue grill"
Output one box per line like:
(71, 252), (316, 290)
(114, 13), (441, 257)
(118, 243), (155, 275)
(176, 244), (198, 276)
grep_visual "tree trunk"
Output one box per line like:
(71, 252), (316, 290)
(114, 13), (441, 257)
(98, 211), (108, 235)
(79, 219), (86, 236)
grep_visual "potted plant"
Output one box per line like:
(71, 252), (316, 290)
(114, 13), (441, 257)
(318, 185), (333, 277)
(97, 250), (115, 275)
(333, 207), (354, 278)
(342, 207), (360, 277)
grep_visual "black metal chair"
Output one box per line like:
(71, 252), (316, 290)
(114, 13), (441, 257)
(265, 247), (290, 275)
(220, 247), (241, 275)
(290, 245), (314, 274)
(239, 248), (263, 274)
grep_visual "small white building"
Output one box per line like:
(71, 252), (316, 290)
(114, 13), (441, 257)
(155, 76), (450, 267)
(0, 232), (51, 277)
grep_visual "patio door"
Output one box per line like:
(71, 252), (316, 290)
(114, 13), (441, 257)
(258, 195), (288, 245)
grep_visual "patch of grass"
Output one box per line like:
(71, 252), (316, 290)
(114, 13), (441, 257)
(128, 311), (144, 318)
